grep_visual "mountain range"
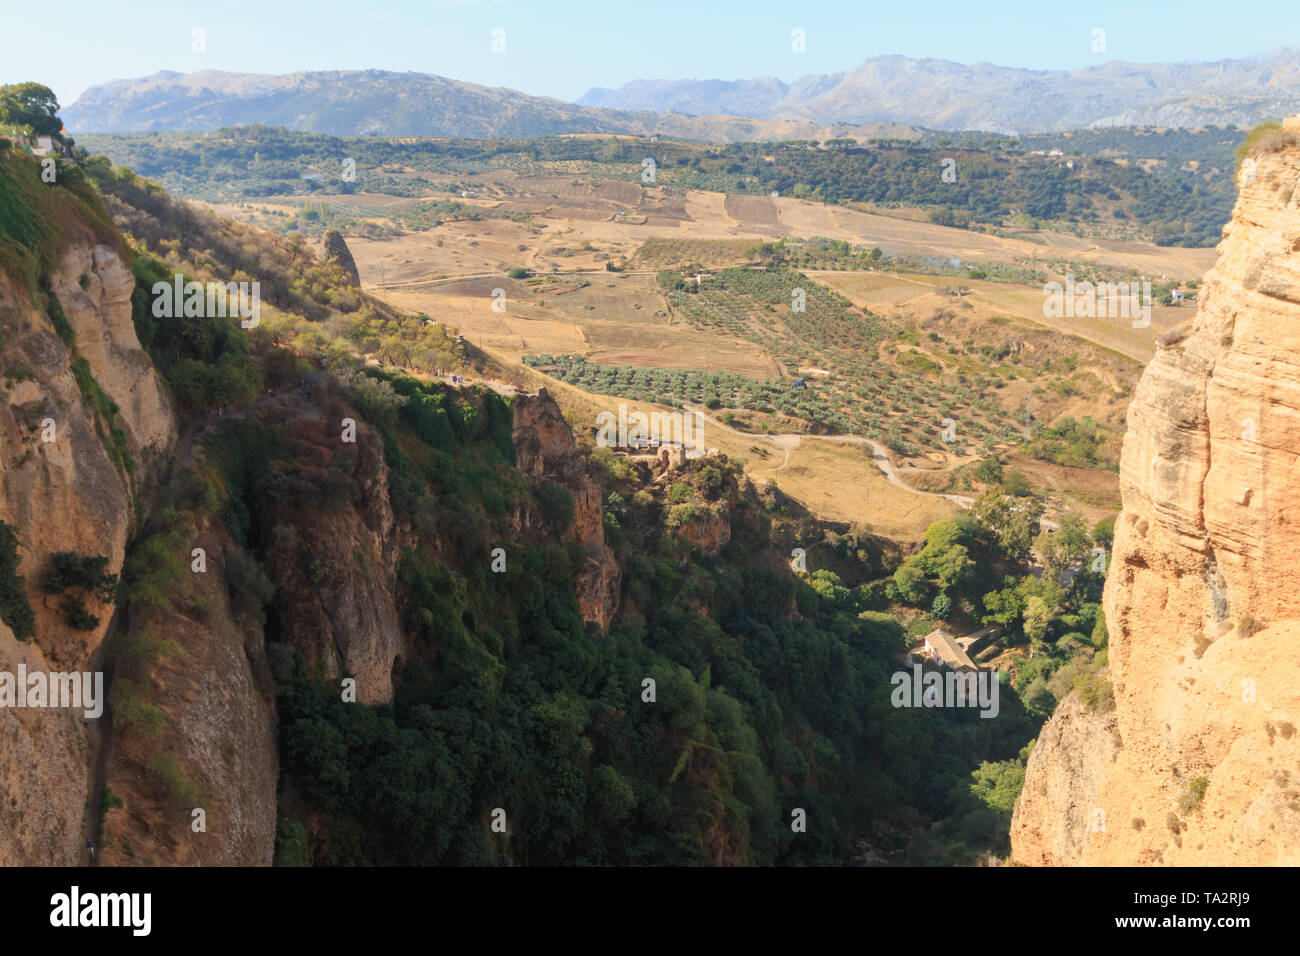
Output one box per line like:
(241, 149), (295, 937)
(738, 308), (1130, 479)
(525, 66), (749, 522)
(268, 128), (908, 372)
(61, 50), (1300, 141)
(578, 50), (1300, 133)
(60, 69), (905, 143)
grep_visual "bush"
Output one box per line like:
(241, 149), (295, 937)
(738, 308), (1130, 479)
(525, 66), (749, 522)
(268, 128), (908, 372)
(1179, 776), (1209, 814)
(0, 521), (35, 641)
(123, 528), (187, 611)
(105, 629), (178, 677)
(45, 287), (75, 346)
(43, 551), (117, 629)
(931, 592), (953, 619)
(1074, 657), (1114, 712)
(973, 456), (1003, 484)
(1236, 613), (1263, 637)
(42, 551), (117, 599)
(1092, 514), (1116, 550)
(668, 483), (694, 504)
(111, 678), (167, 737)
(146, 752), (202, 807)
(1236, 121), (1298, 171)
(58, 594), (100, 630)
(275, 818), (312, 867)
(1001, 471), (1033, 496)
(225, 548), (275, 628)
(535, 482), (575, 535)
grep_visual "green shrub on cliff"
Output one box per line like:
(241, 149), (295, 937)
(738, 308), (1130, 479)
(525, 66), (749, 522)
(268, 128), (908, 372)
(0, 521), (35, 641)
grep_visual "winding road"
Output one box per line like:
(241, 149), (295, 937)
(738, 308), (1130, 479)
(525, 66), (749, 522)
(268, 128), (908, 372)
(682, 404), (976, 508)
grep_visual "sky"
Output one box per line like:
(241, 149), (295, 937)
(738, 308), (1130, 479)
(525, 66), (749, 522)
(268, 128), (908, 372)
(4, 0), (1297, 109)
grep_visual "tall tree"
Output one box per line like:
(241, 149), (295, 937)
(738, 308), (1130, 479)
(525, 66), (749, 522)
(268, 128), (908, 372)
(0, 83), (62, 139)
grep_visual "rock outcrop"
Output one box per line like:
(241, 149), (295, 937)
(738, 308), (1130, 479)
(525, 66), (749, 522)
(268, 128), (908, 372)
(1012, 116), (1300, 866)
(319, 228), (360, 286)
(512, 391), (620, 630)
(263, 427), (407, 706)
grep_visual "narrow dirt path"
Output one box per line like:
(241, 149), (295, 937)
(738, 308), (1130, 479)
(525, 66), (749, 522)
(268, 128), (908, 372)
(364, 267), (660, 291)
(683, 405), (974, 508)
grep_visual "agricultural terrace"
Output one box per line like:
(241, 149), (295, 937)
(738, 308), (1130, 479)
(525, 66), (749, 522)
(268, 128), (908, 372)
(648, 268), (1027, 455)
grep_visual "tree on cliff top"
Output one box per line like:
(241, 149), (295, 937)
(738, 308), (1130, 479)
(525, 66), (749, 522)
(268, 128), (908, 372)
(0, 83), (63, 140)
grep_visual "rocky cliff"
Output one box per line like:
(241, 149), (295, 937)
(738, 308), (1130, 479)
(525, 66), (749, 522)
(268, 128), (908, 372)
(1012, 116), (1300, 866)
(98, 519), (279, 867)
(0, 239), (176, 865)
(261, 417), (407, 706)
(512, 391), (620, 630)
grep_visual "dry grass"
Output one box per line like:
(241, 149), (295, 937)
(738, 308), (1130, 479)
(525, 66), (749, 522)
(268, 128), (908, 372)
(815, 270), (1190, 363)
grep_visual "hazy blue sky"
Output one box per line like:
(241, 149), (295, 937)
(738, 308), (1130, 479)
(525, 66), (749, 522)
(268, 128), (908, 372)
(5, 0), (1296, 108)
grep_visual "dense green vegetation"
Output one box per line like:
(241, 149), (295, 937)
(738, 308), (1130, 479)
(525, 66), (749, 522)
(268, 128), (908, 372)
(1024, 415), (1117, 470)
(739, 237), (1047, 285)
(0, 83), (65, 142)
(41, 551), (119, 631)
(524, 353), (809, 415)
(232, 379), (1047, 864)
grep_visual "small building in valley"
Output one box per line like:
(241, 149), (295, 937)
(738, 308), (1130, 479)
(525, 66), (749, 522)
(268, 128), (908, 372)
(921, 629), (979, 671)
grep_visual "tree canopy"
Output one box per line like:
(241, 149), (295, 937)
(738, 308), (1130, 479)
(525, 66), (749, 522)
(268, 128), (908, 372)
(0, 83), (62, 139)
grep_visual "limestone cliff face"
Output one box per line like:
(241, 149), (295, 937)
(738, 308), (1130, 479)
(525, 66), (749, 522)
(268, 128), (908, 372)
(0, 241), (177, 866)
(52, 244), (175, 480)
(512, 392), (620, 630)
(1, 244), (176, 665)
(675, 505), (731, 555)
(1012, 117), (1300, 866)
(0, 620), (95, 866)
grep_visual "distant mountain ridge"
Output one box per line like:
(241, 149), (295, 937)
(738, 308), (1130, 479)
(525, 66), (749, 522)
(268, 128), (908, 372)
(61, 68), (910, 143)
(579, 51), (1300, 133)
(62, 51), (1300, 141)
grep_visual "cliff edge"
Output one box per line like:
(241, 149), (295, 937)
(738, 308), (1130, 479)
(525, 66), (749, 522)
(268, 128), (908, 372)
(1012, 116), (1300, 865)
